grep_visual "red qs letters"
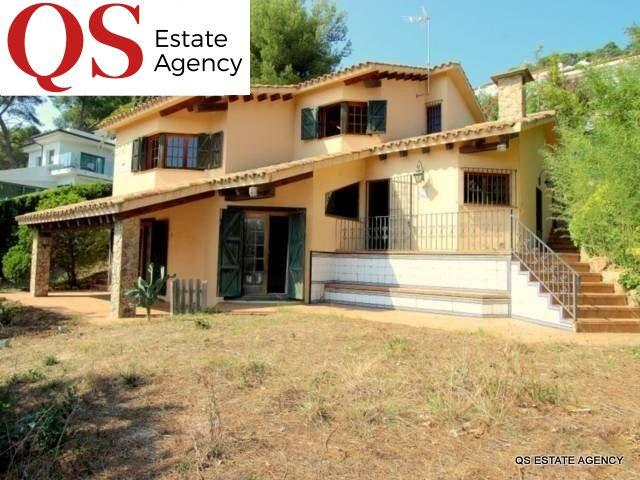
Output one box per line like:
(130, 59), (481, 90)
(7, 3), (142, 92)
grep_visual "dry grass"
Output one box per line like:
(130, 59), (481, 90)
(1, 306), (639, 479)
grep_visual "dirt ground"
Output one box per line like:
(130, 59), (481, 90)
(1, 297), (639, 479)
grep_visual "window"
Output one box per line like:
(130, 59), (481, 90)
(166, 135), (185, 167)
(325, 182), (360, 219)
(132, 133), (223, 172)
(301, 100), (387, 140)
(319, 103), (342, 138)
(464, 170), (511, 206)
(80, 153), (106, 174)
(426, 102), (442, 134)
(346, 102), (368, 134)
(46, 149), (55, 165)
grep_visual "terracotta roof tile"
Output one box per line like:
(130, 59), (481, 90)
(99, 61), (463, 129)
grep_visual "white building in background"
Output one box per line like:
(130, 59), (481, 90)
(0, 129), (114, 199)
(475, 55), (640, 97)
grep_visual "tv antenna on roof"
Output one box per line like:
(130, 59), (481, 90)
(403, 6), (431, 94)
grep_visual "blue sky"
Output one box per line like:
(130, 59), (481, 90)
(338, 0), (639, 84)
(37, 1), (639, 130)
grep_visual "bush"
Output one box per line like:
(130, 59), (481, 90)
(542, 63), (640, 270)
(1, 226), (32, 287)
(619, 270), (640, 290)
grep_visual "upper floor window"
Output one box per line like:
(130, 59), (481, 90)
(80, 153), (106, 174)
(463, 169), (512, 206)
(301, 100), (387, 140)
(426, 102), (442, 134)
(131, 132), (223, 172)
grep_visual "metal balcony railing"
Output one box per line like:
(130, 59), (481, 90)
(336, 210), (512, 253)
(335, 210), (580, 320)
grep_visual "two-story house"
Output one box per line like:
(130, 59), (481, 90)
(18, 62), (638, 333)
(0, 129), (114, 200)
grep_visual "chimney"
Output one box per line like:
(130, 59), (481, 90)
(490, 68), (534, 120)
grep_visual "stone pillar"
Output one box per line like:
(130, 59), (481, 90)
(110, 217), (140, 319)
(491, 68), (534, 120)
(30, 229), (52, 297)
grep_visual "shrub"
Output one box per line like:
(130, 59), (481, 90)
(126, 264), (174, 321)
(619, 270), (640, 290)
(240, 359), (269, 387)
(1, 226), (32, 287)
(194, 318), (211, 330)
(24, 368), (46, 383)
(119, 369), (145, 389)
(43, 355), (59, 367)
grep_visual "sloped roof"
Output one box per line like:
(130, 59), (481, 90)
(18, 111), (554, 227)
(99, 61), (482, 130)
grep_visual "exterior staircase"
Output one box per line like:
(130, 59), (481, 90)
(547, 230), (640, 333)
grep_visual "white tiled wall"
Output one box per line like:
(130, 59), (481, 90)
(323, 289), (509, 317)
(510, 261), (572, 330)
(311, 253), (510, 292)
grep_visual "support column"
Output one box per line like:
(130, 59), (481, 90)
(110, 217), (140, 319)
(29, 229), (52, 297)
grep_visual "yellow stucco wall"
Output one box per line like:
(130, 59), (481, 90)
(135, 122), (551, 306)
(111, 70), (479, 196)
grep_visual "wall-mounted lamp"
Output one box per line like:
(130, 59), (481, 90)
(413, 160), (425, 184)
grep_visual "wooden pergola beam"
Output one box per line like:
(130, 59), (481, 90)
(228, 95), (239, 102)
(282, 93), (294, 101)
(243, 94), (254, 102)
(270, 93), (281, 101)
(257, 93), (268, 102)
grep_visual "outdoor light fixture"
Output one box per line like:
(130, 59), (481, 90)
(413, 160), (425, 184)
(497, 142), (508, 152)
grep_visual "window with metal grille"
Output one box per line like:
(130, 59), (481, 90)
(464, 171), (511, 206)
(426, 102), (442, 134)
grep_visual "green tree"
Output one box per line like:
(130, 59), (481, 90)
(477, 92), (498, 121)
(541, 62), (640, 269)
(0, 125), (40, 170)
(0, 97), (42, 168)
(52, 97), (134, 131)
(250, 0), (351, 84)
(626, 24), (640, 55)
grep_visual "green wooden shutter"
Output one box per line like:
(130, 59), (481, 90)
(131, 138), (143, 172)
(218, 209), (244, 298)
(301, 107), (318, 140)
(196, 132), (223, 169)
(286, 211), (306, 300)
(210, 132), (223, 168)
(367, 100), (387, 134)
(196, 134), (211, 169)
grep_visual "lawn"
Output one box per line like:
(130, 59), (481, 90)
(0, 298), (639, 479)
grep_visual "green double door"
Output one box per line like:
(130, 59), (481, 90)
(218, 209), (305, 300)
